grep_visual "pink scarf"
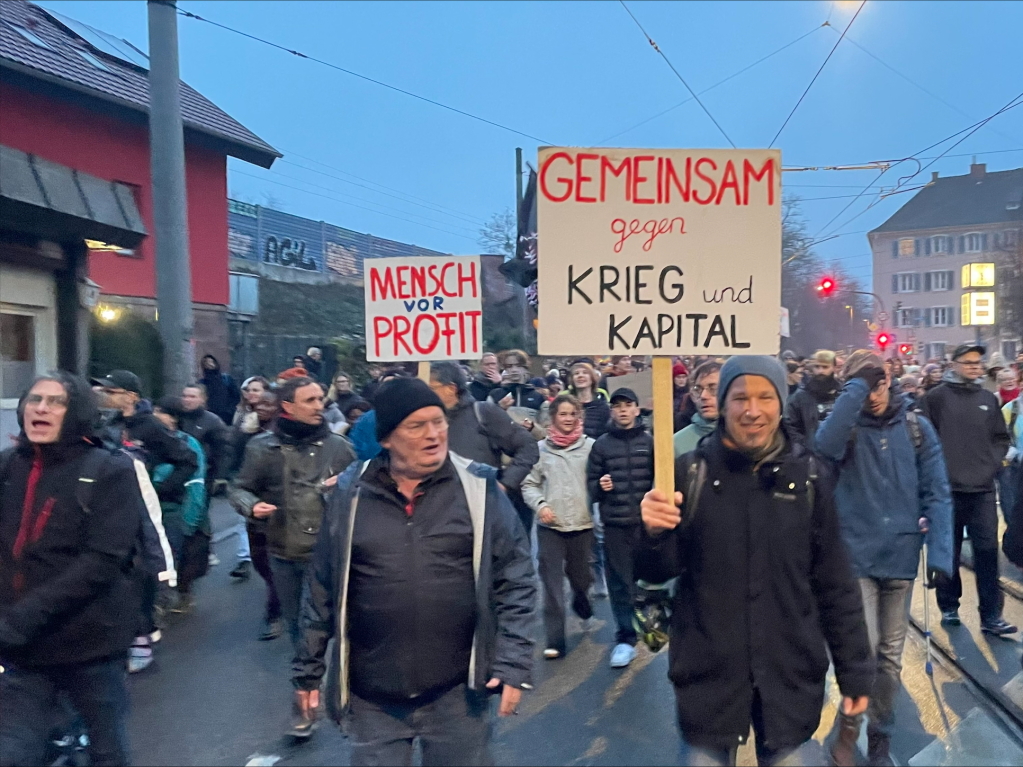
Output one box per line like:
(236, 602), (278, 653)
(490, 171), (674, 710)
(548, 422), (583, 448)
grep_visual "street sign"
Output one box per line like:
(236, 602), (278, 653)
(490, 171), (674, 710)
(364, 256), (483, 361)
(877, 311), (889, 324)
(962, 291), (996, 326)
(535, 147), (782, 355)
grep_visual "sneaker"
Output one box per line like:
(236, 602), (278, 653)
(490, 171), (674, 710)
(610, 643), (637, 668)
(148, 629), (162, 644)
(230, 560), (252, 580)
(208, 553), (220, 567)
(259, 618), (285, 641)
(981, 617), (1018, 636)
(288, 698), (317, 739)
(940, 609), (961, 626)
(543, 648), (563, 659)
(169, 593), (195, 615)
(591, 574), (608, 599)
(128, 638), (153, 674)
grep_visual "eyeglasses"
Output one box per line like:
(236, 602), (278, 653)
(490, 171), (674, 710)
(397, 416), (449, 439)
(691, 384), (718, 398)
(956, 359), (983, 367)
(26, 393), (69, 409)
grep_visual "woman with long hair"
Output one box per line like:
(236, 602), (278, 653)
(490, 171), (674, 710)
(566, 362), (611, 439)
(233, 376), (271, 431)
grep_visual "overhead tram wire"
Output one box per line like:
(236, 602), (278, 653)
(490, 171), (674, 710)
(769, 1), (866, 147)
(618, 0), (736, 148)
(817, 92), (1023, 238)
(176, 8), (552, 145)
(597, 23), (825, 145)
(230, 168), (478, 242)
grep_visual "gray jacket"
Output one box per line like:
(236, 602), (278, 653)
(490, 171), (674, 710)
(229, 423), (355, 562)
(446, 393), (539, 492)
(521, 435), (595, 532)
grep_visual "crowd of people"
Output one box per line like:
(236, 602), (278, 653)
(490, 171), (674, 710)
(2, 342), (1023, 766)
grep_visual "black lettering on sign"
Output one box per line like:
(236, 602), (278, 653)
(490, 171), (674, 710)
(264, 236), (317, 271)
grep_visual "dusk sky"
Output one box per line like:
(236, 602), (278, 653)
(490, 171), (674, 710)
(37, 1), (1023, 288)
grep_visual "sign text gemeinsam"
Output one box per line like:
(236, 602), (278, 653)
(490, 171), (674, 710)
(537, 147), (782, 355)
(365, 256), (483, 362)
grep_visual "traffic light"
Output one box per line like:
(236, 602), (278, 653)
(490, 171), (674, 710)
(876, 332), (891, 352)
(898, 343), (912, 356)
(817, 276), (837, 297)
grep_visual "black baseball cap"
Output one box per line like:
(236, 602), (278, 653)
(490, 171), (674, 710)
(609, 387), (639, 405)
(951, 343), (985, 361)
(92, 370), (142, 394)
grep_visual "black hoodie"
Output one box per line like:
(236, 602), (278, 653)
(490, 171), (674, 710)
(200, 354), (241, 424)
(0, 372), (144, 666)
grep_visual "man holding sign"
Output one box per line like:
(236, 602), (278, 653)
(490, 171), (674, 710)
(638, 356), (872, 766)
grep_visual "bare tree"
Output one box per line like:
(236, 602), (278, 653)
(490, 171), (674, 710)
(478, 209), (516, 258)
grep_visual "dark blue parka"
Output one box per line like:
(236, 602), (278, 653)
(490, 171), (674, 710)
(815, 377), (953, 580)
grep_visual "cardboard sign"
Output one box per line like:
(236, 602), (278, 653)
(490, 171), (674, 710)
(536, 148), (782, 356)
(605, 370), (653, 411)
(365, 256), (483, 362)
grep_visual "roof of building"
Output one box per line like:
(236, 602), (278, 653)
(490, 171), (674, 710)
(871, 165), (1023, 234)
(0, 1), (280, 168)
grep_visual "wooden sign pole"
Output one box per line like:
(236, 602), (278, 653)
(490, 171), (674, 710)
(418, 360), (431, 383)
(651, 357), (676, 499)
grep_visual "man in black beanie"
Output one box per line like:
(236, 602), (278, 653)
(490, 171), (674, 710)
(293, 377), (536, 764)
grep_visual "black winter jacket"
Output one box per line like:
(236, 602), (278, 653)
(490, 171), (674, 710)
(229, 419), (356, 561)
(445, 393), (539, 492)
(179, 407), (233, 482)
(783, 377), (840, 453)
(106, 410), (198, 504)
(919, 379), (1010, 492)
(293, 453), (536, 723)
(637, 430), (872, 751)
(587, 424), (654, 526)
(0, 441), (143, 667)
(581, 393), (612, 439)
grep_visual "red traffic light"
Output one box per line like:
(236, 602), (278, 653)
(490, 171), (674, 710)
(817, 276), (836, 297)
(898, 344), (912, 356)
(876, 332), (891, 351)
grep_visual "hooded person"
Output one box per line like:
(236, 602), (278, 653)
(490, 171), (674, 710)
(199, 354), (241, 425)
(672, 362), (698, 433)
(784, 349), (840, 453)
(638, 356), (872, 766)
(0, 372), (145, 766)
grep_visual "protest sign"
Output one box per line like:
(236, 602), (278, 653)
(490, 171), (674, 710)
(536, 147), (782, 356)
(365, 256), (483, 362)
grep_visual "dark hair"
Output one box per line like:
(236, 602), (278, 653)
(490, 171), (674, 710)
(431, 361), (467, 393)
(692, 360), (723, 384)
(277, 376), (319, 403)
(18, 371), (98, 444)
(342, 399), (372, 421)
(154, 396), (187, 422)
(552, 393), (582, 416)
(183, 382), (207, 398)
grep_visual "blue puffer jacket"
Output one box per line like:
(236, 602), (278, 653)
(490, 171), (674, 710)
(815, 377), (953, 580)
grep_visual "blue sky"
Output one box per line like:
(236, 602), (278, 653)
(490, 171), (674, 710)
(38, 0), (1023, 288)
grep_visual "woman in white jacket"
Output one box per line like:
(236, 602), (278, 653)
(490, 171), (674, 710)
(521, 395), (595, 659)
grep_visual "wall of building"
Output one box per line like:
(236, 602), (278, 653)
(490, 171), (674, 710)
(0, 80), (229, 306)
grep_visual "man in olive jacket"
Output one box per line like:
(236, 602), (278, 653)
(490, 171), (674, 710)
(292, 378), (535, 763)
(639, 356), (872, 765)
(230, 377), (354, 648)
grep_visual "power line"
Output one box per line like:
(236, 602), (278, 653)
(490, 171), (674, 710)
(789, 147), (1023, 168)
(618, 1), (736, 147)
(177, 8), (552, 144)
(230, 168), (477, 242)
(597, 23), (824, 144)
(769, 2), (866, 146)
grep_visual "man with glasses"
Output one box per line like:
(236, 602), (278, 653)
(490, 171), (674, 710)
(673, 360), (722, 457)
(230, 376), (355, 670)
(920, 344), (1016, 636)
(292, 377), (535, 761)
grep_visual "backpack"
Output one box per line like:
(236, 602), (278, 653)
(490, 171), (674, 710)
(844, 409), (924, 465)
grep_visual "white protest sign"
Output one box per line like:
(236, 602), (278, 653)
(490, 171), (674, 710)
(536, 148), (781, 355)
(364, 256), (482, 362)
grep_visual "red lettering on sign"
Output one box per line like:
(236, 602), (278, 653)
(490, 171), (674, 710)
(458, 261), (477, 298)
(715, 160), (741, 206)
(632, 156), (655, 204)
(393, 315), (414, 355)
(692, 158), (718, 205)
(663, 157), (691, 203)
(743, 158), (774, 206)
(575, 153), (599, 203)
(600, 156), (631, 202)
(540, 151), (574, 202)
(413, 314), (440, 354)
(369, 267), (396, 301)
(373, 316), (392, 357)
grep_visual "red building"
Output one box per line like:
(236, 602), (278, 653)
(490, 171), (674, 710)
(0, 0), (278, 430)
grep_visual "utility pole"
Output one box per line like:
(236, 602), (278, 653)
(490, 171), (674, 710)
(148, 0), (194, 394)
(515, 147), (523, 213)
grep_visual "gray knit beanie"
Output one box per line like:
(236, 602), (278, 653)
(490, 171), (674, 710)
(717, 355), (789, 411)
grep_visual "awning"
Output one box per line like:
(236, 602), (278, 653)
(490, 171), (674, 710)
(0, 144), (146, 248)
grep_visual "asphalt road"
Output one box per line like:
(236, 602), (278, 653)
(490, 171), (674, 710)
(123, 499), (1023, 766)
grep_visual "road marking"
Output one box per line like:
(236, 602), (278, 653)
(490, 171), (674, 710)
(245, 754), (281, 766)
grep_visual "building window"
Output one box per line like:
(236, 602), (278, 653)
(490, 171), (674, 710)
(965, 232), (987, 253)
(5, 22), (54, 51)
(926, 342), (947, 361)
(930, 235), (951, 254)
(929, 307), (952, 327)
(1004, 229), (1019, 248)
(228, 273), (259, 315)
(895, 308), (916, 328)
(897, 238), (916, 258)
(893, 273), (921, 293)
(75, 49), (111, 72)
(1, 313), (36, 399)
(925, 270), (953, 291)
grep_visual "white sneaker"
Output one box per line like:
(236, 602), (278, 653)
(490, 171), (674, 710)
(543, 648), (562, 659)
(610, 643), (636, 668)
(128, 638), (153, 673)
(148, 629), (162, 644)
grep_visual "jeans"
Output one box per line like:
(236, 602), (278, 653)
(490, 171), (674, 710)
(997, 464), (1018, 526)
(249, 527), (281, 622)
(937, 491), (1003, 622)
(269, 556), (308, 645)
(212, 515), (251, 561)
(348, 683), (493, 766)
(845, 578), (914, 737)
(537, 527), (594, 653)
(0, 656), (130, 766)
(678, 691), (812, 766)
(591, 504), (606, 590)
(602, 524), (640, 645)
